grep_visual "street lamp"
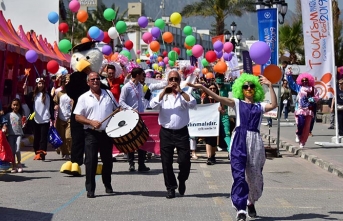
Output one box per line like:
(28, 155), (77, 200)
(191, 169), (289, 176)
(224, 21), (243, 53)
(255, 0), (288, 24)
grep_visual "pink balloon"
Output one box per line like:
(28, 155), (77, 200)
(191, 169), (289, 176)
(223, 42), (234, 53)
(163, 57), (169, 64)
(191, 44), (204, 58)
(137, 50), (141, 55)
(69, 0), (80, 13)
(142, 32), (153, 44)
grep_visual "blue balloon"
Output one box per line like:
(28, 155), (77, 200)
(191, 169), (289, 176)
(88, 26), (101, 39)
(48, 12), (59, 24)
(95, 30), (104, 41)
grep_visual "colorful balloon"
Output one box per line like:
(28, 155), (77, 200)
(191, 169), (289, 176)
(213, 61), (227, 74)
(103, 8), (116, 21)
(103, 32), (111, 43)
(168, 51), (178, 61)
(186, 49), (192, 56)
(149, 41), (160, 52)
(205, 72), (215, 79)
(48, 12), (59, 24)
(138, 16), (149, 28)
(173, 47), (181, 56)
(215, 50), (223, 59)
(201, 58), (209, 66)
(58, 39), (72, 53)
(108, 27), (118, 39)
(95, 30), (104, 41)
(136, 59), (141, 64)
(142, 32), (153, 44)
(184, 42), (192, 50)
(191, 45), (204, 58)
(120, 50), (131, 60)
(213, 40), (223, 52)
(25, 50), (38, 63)
(69, 0), (80, 13)
(169, 60), (175, 66)
(183, 26), (193, 36)
(47, 60), (59, 74)
(81, 37), (90, 43)
(102, 45), (112, 56)
(170, 12), (182, 25)
(249, 41), (271, 65)
(88, 26), (101, 39)
(77, 10), (88, 23)
(151, 27), (161, 38)
(154, 19), (165, 30)
(223, 42), (234, 53)
(263, 64), (282, 84)
(124, 40), (134, 50)
(205, 51), (217, 63)
(223, 52), (233, 61)
(136, 50), (141, 54)
(163, 57), (169, 64)
(58, 23), (69, 33)
(185, 35), (196, 47)
(162, 32), (173, 43)
(116, 21), (127, 34)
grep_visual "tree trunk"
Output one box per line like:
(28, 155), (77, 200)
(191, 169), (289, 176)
(216, 17), (225, 36)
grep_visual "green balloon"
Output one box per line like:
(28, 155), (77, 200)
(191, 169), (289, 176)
(186, 49), (192, 56)
(168, 51), (178, 61)
(58, 39), (72, 53)
(103, 8), (116, 21)
(155, 19), (165, 30)
(116, 21), (127, 34)
(183, 26), (193, 36)
(168, 60), (175, 66)
(120, 50), (131, 60)
(185, 35), (196, 47)
(201, 58), (209, 66)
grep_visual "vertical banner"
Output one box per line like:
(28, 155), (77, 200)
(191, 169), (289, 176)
(257, 8), (278, 72)
(242, 50), (253, 74)
(211, 35), (224, 44)
(301, 0), (335, 99)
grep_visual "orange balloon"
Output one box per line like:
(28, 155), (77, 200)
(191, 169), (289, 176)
(205, 72), (215, 79)
(252, 65), (261, 76)
(157, 56), (163, 62)
(162, 32), (173, 43)
(263, 64), (282, 84)
(184, 42), (192, 50)
(202, 68), (208, 74)
(111, 52), (119, 61)
(213, 61), (227, 74)
(149, 41), (160, 52)
(77, 10), (88, 23)
(81, 37), (90, 43)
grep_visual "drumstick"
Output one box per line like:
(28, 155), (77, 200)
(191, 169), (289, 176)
(93, 108), (121, 130)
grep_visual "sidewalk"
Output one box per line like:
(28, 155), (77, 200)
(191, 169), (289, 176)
(260, 114), (343, 178)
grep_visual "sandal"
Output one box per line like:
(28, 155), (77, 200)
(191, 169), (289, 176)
(191, 154), (198, 160)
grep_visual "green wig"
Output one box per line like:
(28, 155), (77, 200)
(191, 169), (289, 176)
(232, 73), (265, 102)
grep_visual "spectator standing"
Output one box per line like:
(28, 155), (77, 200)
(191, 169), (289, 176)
(331, 78), (343, 135)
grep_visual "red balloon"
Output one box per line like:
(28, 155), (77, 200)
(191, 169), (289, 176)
(146, 60), (150, 64)
(173, 47), (181, 56)
(205, 51), (217, 63)
(47, 60), (59, 74)
(86, 32), (92, 41)
(124, 40), (134, 50)
(162, 51), (168, 57)
(58, 23), (69, 33)
(103, 32), (111, 44)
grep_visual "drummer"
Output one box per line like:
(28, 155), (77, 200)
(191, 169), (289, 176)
(73, 72), (120, 198)
(119, 67), (150, 172)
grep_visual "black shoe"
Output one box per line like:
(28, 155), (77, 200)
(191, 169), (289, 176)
(248, 204), (257, 218)
(328, 126), (334, 129)
(236, 213), (246, 221)
(211, 155), (216, 163)
(87, 191), (95, 198)
(166, 189), (175, 199)
(138, 166), (150, 172)
(105, 188), (114, 194)
(178, 181), (186, 196)
(129, 164), (135, 172)
(206, 158), (214, 165)
(112, 157), (117, 162)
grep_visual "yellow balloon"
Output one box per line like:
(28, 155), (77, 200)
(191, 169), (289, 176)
(143, 84), (149, 93)
(136, 59), (141, 64)
(170, 12), (182, 25)
(152, 63), (158, 70)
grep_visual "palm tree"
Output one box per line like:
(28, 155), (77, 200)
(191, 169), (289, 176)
(333, 0), (343, 67)
(279, 20), (304, 64)
(180, 0), (255, 36)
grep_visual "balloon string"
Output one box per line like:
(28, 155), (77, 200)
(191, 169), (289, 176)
(71, 13), (75, 46)
(160, 32), (166, 50)
(33, 64), (40, 78)
(112, 20), (123, 46)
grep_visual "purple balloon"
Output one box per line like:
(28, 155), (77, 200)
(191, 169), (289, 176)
(25, 50), (38, 63)
(151, 27), (161, 38)
(213, 40), (223, 52)
(215, 50), (223, 59)
(223, 52), (233, 61)
(158, 61), (164, 66)
(95, 30), (104, 41)
(138, 16), (149, 28)
(249, 41), (271, 65)
(102, 45), (112, 56)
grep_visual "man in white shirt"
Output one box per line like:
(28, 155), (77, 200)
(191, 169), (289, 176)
(74, 72), (120, 198)
(150, 70), (196, 199)
(119, 68), (150, 172)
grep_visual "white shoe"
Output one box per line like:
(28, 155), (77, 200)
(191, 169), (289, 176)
(299, 143), (304, 148)
(217, 146), (223, 151)
(295, 135), (299, 143)
(285, 118), (289, 122)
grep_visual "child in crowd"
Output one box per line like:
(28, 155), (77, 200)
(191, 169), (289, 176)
(2, 98), (24, 173)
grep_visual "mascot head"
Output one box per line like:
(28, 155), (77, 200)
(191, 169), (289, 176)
(71, 41), (103, 73)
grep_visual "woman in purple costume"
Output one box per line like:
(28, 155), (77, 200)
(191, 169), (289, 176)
(188, 73), (277, 221)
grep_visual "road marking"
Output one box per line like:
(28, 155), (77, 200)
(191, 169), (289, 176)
(275, 198), (293, 207)
(0, 151), (34, 176)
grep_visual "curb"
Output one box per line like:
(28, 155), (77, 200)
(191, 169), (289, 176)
(261, 133), (343, 179)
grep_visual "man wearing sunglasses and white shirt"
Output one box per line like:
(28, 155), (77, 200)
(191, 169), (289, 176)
(150, 70), (196, 199)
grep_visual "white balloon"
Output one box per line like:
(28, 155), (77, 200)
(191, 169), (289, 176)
(108, 27), (118, 39)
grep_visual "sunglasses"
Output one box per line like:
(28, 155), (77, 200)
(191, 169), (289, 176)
(242, 84), (255, 90)
(169, 77), (179, 82)
(89, 77), (100, 82)
(301, 79), (308, 82)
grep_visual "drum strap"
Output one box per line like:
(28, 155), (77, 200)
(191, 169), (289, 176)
(105, 89), (119, 110)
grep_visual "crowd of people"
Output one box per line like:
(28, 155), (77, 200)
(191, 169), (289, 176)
(0, 51), (340, 221)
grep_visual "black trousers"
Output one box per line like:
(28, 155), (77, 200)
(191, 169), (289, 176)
(84, 129), (113, 192)
(70, 115), (85, 166)
(160, 126), (191, 190)
(128, 149), (146, 166)
(33, 122), (50, 153)
(338, 110), (343, 136)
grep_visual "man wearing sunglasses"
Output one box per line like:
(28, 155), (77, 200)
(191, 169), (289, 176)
(150, 70), (196, 199)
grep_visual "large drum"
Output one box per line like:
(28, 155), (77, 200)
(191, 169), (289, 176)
(106, 110), (149, 153)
